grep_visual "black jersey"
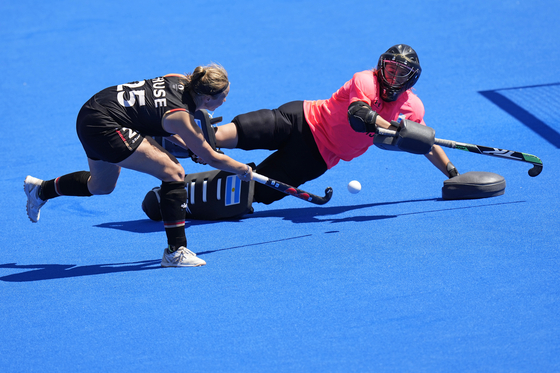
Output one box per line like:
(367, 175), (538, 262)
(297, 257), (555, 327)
(90, 74), (196, 137)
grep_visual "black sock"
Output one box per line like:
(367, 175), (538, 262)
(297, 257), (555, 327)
(159, 181), (187, 251)
(167, 231), (187, 253)
(39, 171), (93, 200)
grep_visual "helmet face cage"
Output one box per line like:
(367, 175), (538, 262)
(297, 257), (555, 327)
(377, 44), (422, 102)
(381, 60), (416, 86)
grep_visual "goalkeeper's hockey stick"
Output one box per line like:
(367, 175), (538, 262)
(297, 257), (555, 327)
(252, 172), (333, 205)
(376, 128), (543, 177)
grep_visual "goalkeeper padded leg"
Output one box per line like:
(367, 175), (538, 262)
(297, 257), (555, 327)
(142, 165), (256, 221)
(184, 165), (255, 220)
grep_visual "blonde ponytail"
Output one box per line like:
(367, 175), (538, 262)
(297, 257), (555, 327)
(185, 63), (229, 97)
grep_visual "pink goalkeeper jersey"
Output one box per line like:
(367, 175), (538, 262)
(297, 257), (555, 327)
(303, 70), (426, 169)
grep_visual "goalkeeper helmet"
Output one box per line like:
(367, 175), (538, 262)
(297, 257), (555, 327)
(377, 44), (422, 102)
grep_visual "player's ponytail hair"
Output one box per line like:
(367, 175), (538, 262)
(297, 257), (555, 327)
(186, 63), (229, 97)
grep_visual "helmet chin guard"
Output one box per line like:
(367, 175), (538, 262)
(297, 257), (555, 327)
(377, 44), (422, 102)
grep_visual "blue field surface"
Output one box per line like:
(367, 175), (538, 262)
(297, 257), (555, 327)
(1, 1), (559, 372)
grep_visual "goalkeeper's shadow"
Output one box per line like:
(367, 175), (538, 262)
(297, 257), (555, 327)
(251, 197), (439, 224)
(249, 198), (526, 224)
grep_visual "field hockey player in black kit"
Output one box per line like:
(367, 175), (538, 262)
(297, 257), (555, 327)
(24, 64), (253, 267)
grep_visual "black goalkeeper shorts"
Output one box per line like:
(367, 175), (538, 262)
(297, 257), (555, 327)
(232, 101), (328, 204)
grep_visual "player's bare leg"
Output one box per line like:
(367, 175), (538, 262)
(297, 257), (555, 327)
(214, 122), (239, 148)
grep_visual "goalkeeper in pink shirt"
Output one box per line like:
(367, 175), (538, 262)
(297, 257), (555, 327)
(215, 44), (458, 204)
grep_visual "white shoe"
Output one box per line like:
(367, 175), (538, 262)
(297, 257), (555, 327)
(24, 175), (47, 223)
(161, 247), (206, 267)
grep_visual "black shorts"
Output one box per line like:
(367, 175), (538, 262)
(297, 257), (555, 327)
(232, 101), (328, 204)
(76, 98), (143, 163)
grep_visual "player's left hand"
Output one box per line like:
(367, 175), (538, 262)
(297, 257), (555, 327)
(237, 165), (253, 182)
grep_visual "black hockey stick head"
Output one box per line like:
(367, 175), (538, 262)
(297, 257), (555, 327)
(284, 186), (333, 205)
(318, 187), (334, 205)
(528, 164), (543, 177)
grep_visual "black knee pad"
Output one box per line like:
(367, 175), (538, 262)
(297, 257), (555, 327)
(159, 181), (187, 222)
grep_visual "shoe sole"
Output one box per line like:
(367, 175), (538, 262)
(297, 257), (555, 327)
(161, 262), (206, 268)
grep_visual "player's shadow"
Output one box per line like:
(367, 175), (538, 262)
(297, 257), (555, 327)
(0, 260), (161, 282)
(4, 199), (527, 282)
(0, 234), (312, 282)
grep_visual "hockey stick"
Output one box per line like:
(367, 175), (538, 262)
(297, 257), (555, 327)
(251, 172), (333, 205)
(376, 128), (544, 177)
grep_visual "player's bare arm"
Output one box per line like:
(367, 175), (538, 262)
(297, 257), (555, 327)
(163, 110), (251, 179)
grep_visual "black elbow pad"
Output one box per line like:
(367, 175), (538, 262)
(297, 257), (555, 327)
(348, 101), (378, 133)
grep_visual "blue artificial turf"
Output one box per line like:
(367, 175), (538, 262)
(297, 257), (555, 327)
(1, 0), (559, 371)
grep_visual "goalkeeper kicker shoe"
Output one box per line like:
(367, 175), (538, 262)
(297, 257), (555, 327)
(24, 175), (47, 223)
(161, 246), (206, 267)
